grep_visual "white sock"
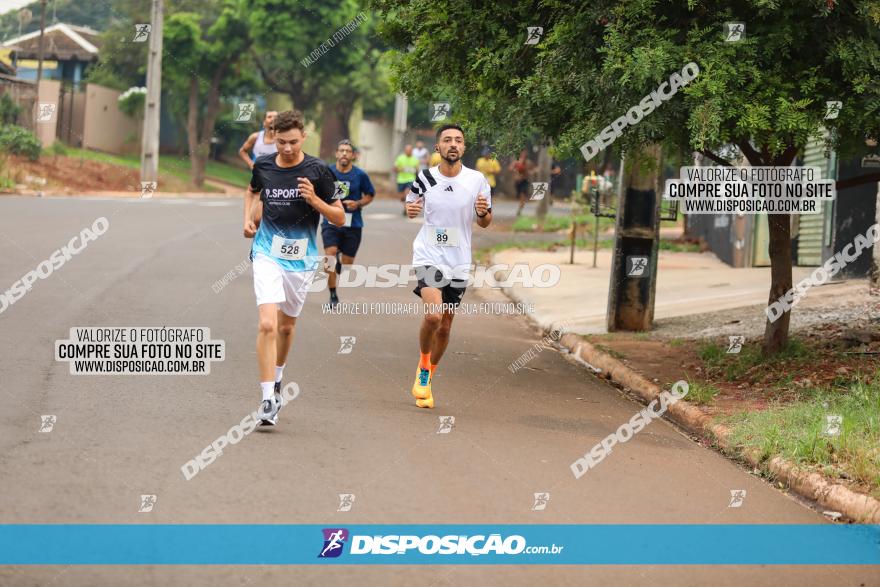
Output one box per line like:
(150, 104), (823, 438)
(275, 364), (285, 384)
(261, 381), (275, 402)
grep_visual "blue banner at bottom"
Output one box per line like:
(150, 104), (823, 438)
(0, 525), (878, 565)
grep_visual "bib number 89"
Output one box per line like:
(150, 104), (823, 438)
(432, 227), (458, 247)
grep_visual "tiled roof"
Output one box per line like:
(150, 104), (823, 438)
(2, 23), (101, 61)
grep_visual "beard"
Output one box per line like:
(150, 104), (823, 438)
(442, 150), (460, 164)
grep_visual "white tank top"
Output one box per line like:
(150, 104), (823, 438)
(251, 129), (277, 159)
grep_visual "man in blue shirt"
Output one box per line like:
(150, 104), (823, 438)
(322, 139), (376, 307)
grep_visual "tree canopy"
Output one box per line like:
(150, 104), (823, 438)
(372, 0), (880, 353)
(373, 0), (880, 168)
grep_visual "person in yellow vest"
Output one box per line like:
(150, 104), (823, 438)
(581, 169), (600, 194)
(429, 149), (442, 167)
(475, 147), (501, 191)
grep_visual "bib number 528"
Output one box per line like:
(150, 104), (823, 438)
(280, 243), (300, 256)
(270, 235), (308, 260)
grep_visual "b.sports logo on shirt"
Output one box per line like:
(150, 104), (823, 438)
(265, 188), (302, 199)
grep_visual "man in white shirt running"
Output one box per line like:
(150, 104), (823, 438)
(405, 124), (492, 409)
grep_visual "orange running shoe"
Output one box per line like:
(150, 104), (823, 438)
(411, 365), (432, 400)
(416, 387), (434, 409)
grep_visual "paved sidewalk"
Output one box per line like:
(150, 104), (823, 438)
(493, 247), (868, 335)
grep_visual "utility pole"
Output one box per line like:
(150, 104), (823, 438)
(391, 92), (407, 183)
(606, 146), (663, 331)
(140, 0), (164, 185)
(35, 0), (47, 86)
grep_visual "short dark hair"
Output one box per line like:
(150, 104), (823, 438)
(272, 110), (305, 133)
(435, 123), (464, 142)
(337, 139), (354, 150)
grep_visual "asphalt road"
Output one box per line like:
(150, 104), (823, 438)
(0, 196), (874, 586)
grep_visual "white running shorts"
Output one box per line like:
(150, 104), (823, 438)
(252, 253), (311, 317)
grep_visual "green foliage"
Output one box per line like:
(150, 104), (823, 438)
(484, 236), (697, 255)
(0, 94), (22, 125)
(371, 0), (880, 164)
(724, 376), (880, 497)
(63, 146), (251, 188)
(698, 341), (725, 364)
(92, 1), (260, 170)
(247, 1), (392, 123)
(658, 240), (700, 252)
(0, 0), (113, 41)
(684, 378), (720, 405)
(83, 1), (152, 91)
(162, 1), (254, 100)
(698, 337), (814, 381)
(117, 87), (147, 118)
(0, 153), (14, 190)
(49, 141), (68, 157)
(513, 212), (617, 233)
(0, 124), (40, 160)
(594, 344), (626, 360)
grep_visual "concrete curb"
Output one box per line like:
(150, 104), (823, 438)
(492, 251), (880, 521)
(557, 332), (880, 523)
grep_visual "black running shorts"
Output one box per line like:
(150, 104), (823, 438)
(412, 265), (467, 307)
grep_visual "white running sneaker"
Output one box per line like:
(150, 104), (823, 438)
(258, 397), (279, 426)
(274, 381), (283, 412)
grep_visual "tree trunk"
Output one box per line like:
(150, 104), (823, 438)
(194, 153), (208, 188)
(187, 65), (227, 189)
(183, 65), (226, 189)
(760, 145), (800, 355)
(319, 99), (355, 160)
(730, 140), (798, 354)
(186, 77), (204, 188)
(763, 212), (793, 354)
(873, 182), (880, 289)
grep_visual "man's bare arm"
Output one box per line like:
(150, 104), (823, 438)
(243, 186), (260, 237)
(476, 210), (493, 228)
(238, 132), (258, 169)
